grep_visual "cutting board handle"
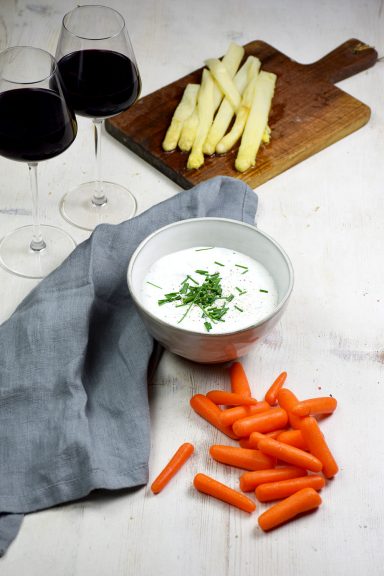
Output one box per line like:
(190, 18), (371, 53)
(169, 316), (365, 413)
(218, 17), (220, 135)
(305, 38), (377, 84)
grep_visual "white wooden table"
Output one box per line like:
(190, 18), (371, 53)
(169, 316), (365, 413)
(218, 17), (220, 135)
(1, 1), (384, 574)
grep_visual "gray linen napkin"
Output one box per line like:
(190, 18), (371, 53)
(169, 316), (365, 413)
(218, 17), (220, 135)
(0, 175), (258, 556)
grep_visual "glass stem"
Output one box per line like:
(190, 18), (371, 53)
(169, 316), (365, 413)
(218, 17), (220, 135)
(28, 162), (46, 252)
(92, 118), (107, 207)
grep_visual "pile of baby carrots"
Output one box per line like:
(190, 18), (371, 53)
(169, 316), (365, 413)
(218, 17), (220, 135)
(150, 362), (338, 532)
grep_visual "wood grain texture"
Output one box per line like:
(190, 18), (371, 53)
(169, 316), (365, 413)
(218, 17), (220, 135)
(106, 38), (377, 190)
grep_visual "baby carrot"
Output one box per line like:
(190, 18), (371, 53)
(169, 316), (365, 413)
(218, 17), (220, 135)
(239, 438), (256, 449)
(277, 429), (308, 451)
(300, 416), (339, 478)
(190, 394), (239, 440)
(194, 472), (256, 513)
(210, 445), (275, 471)
(232, 407), (288, 438)
(255, 474), (325, 502)
(206, 390), (258, 406)
(258, 487), (322, 531)
(151, 443), (194, 494)
(229, 362), (252, 397)
(257, 437), (323, 473)
(277, 388), (303, 429)
(265, 371), (287, 406)
(219, 402), (271, 427)
(239, 467), (307, 492)
(292, 397), (337, 417)
(239, 430), (285, 449)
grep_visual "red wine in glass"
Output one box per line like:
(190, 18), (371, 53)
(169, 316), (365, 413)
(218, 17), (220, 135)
(0, 88), (77, 162)
(57, 49), (141, 118)
(55, 5), (142, 230)
(0, 46), (77, 279)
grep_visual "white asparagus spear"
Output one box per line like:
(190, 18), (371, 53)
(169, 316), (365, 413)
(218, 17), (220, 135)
(235, 70), (277, 173)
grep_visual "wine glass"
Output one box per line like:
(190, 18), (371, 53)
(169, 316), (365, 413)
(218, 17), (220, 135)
(0, 46), (77, 279)
(55, 5), (141, 231)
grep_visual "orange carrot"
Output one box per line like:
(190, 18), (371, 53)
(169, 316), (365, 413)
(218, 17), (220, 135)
(151, 443), (194, 494)
(277, 429), (308, 451)
(265, 371), (287, 406)
(190, 394), (238, 440)
(257, 437), (323, 473)
(292, 397), (337, 417)
(232, 407), (288, 438)
(267, 429), (287, 438)
(194, 473), (256, 513)
(258, 487), (322, 531)
(239, 467), (307, 492)
(239, 438), (255, 449)
(239, 430), (285, 449)
(210, 445), (275, 471)
(229, 362), (252, 397)
(219, 401), (271, 427)
(206, 390), (258, 406)
(300, 416), (339, 478)
(255, 474), (325, 502)
(277, 388), (303, 429)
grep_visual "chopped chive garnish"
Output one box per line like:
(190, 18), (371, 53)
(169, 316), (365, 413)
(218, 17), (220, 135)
(158, 292), (181, 305)
(146, 281), (162, 289)
(235, 264), (248, 270)
(195, 247), (214, 251)
(187, 275), (198, 285)
(177, 302), (194, 323)
(159, 269), (228, 327)
(241, 269), (249, 274)
(259, 289), (269, 293)
(157, 261), (252, 331)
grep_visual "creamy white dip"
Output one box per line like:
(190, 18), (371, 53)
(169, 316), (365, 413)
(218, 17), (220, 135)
(141, 246), (278, 334)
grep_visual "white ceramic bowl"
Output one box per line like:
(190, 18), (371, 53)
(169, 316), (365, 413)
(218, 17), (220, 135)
(127, 217), (293, 364)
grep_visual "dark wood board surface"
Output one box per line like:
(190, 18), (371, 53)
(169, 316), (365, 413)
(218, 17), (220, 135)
(106, 39), (377, 190)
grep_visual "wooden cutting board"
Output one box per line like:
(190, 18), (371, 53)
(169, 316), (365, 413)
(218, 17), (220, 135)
(105, 39), (377, 190)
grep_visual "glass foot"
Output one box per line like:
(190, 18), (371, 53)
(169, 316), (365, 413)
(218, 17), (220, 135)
(0, 225), (76, 279)
(60, 181), (137, 231)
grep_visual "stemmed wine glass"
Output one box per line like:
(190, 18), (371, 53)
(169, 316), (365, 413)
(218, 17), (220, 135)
(0, 46), (77, 279)
(55, 5), (142, 231)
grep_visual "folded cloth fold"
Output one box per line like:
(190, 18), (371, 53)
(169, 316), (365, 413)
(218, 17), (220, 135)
(0, 176), (257, 556)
